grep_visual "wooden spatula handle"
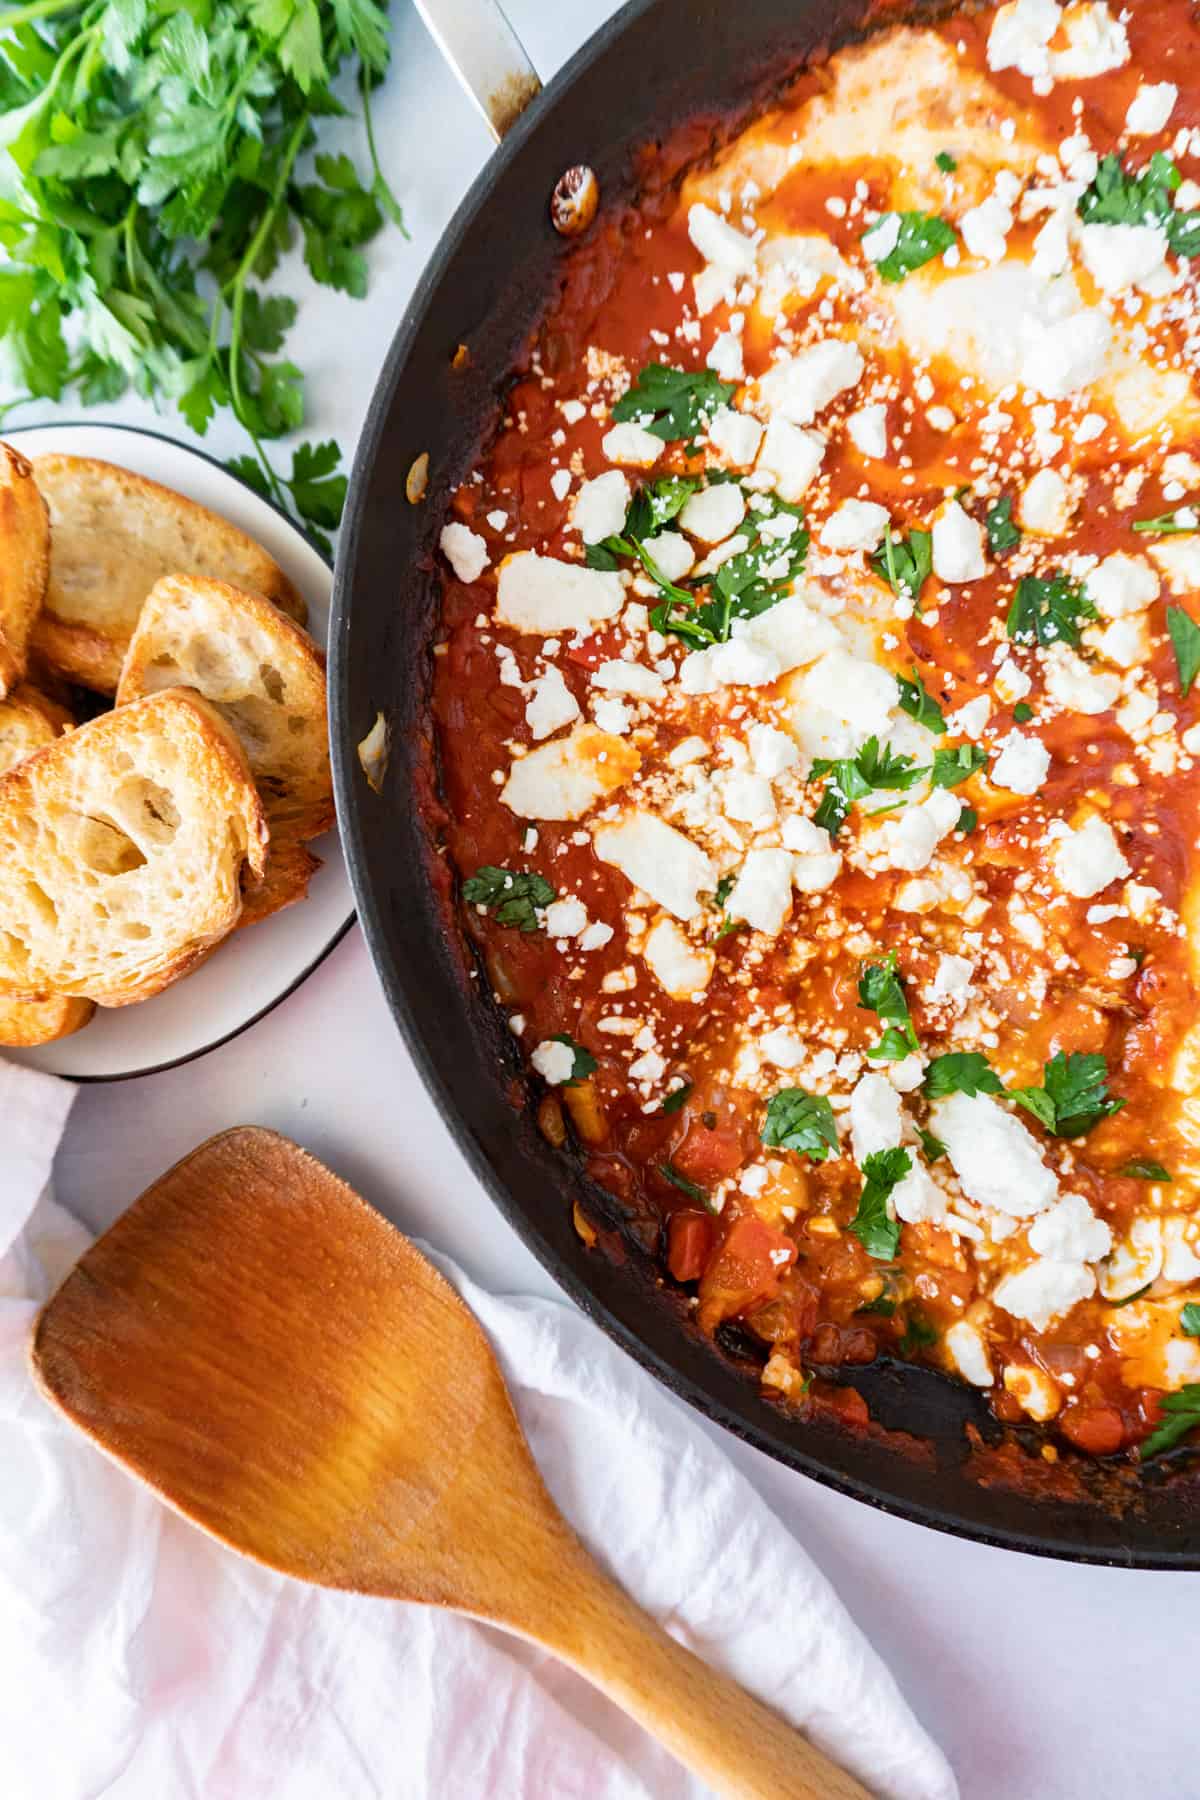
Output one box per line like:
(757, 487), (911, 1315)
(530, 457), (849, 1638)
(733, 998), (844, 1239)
(493, 1526), (872, 1800)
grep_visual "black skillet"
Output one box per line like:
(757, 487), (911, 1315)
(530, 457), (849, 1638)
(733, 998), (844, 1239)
(330, 0), (1200, 1565)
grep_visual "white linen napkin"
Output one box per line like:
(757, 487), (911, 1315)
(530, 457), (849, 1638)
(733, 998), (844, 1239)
(0, 1064), (957, 1800)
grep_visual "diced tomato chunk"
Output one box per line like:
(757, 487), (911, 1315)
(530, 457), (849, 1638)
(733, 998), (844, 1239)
(667, 1211), (714, 1283)
(671, 1119), (748, 1186)
(696, 1215), (797, 1334)
(1059, 1402), (1125, 1457)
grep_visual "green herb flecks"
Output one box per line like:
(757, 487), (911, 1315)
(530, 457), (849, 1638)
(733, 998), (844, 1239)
(1132, 505), (1200, 536)
(871, 526), (933, 605)
(899, 1311), (938, 1355)
(611, 364), (737, 443)
(810, 736), (928, 837)
(462, 866), (555, 932)
(658, 1161), (712, 1208)
(916, 1125), (947, 1163)
(650, 493), (809, 650)
(1167, 606), (1200, 697)
(661, 1082), (693, 1115)
(957, 805), (978, 834)
(923, 1052), (1004, 1100)
(935, 151), (957, 174)
(858, 952), (919, 1062)
(1013, 701), (1034, 724)
(931, 744), (987, 789)
(1006, 572), (1097, 650)
(1181, 1304), (1200, 1337)
(865, 211), (956, 283)
(896, 666), (946, 734)
(1139, 1384), (1200, 1460)
(761, 1089), (840, 1163)
(1077, 150), (1200, 257)
(1119, 1159), (1172, 1181)
(551, 1035), (598, 1085)
(985, 495), (1021, 556)
(1009, 1051), (1125, 1139)
(849, 1147), (910, 1260)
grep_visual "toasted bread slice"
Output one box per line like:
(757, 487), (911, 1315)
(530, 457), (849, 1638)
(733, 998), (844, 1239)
(0, 683), (72, 776)
(30, 456), (306, 693)
(237, 834), (322, 928)
(0, 687), (268, 1007)
(117, 575), (333, 840)
(0, 443), (50, 700)
(0, 985), (93, 1047)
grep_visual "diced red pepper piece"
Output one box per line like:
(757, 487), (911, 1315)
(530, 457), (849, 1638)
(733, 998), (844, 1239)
(667, 1210), (714, 1283)
(697, 1215), (797, 1334)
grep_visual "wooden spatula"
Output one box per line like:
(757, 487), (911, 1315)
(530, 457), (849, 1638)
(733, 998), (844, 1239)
(30, 1126), (869, 1800)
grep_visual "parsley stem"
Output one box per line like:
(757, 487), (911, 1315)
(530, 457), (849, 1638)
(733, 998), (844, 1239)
(360, 64), (407, 237)
(0, 0), (80, 25)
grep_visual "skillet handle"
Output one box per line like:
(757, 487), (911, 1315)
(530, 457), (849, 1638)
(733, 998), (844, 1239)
(411, 0), (542, 140)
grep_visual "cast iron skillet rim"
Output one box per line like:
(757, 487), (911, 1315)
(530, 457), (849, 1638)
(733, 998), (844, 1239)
(332, 1), (1198, 1569)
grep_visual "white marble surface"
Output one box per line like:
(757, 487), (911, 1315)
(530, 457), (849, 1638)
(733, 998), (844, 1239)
(34, 2), (1200, 1794)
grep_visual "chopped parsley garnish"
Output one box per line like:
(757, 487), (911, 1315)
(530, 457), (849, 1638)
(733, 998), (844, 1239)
(857, 1293), (898, 1317)
(931, 744), (987, 789)
(849, 1148), (910, 1260)
(857, 952), (919, 1061)
(761, 1089), (840, 1162)
(871, 526), (933, 604)
(657, 1161), (711, 1207)
(916, 1125), (948, 1163)
(985, 496), (1021, 556)
(811, 736), (928, 837)
(1008, 1052), (1125, 1139)
(586, 476), (701, 599)
(1006, 572), (1097, 649)
(1108, 1283), (1153, 1310)
(923, 1052), (1004, 1099)
(1013, 701), (1034, 724)
(661, 1082), (693, 1115)
(899, 1311), (939, 1355)
(1119, 1159), (1172, 1182)
(1167, 606), (1200, 697)
(1132, 505), (1200, 536)
(865, 211), (957, 283)
(650, 493), (809, 649)
(1138, 1384), (1200, 1461)
(1077, 150), (1200, 257)
(550, 1035), (598, 1085)
(957, 805), (978, 834)
(935, 151), (958, 174)
(1181, 1304), (1200, 1337)
(611, 364), (737, 443)
(709, 871), (740, 938)
(462, 866), (555, 932)
(896, 666), (947, 734)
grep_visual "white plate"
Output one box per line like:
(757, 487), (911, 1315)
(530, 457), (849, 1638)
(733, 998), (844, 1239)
(3, 422), (354, 1082)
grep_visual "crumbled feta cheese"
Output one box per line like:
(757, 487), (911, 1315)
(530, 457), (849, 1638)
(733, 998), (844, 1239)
(532, 1038), (576, 1084)
(991, 731), (1051, 795)
(679, 636), (781, 695)
(760, 1026), (805, 1068)
(1126, 81), (1177, 136)
(961, 193), (1013, 263)
(931, 500), (987, 583)
(1076, 222), (1168, 295)
(496, 552), (623, 635)
(757, 339), (864, 425)
(1086, 551), (1159, 618)
(591, 696), (631, 735)
(643, 916), (714, 998)
(502, 724), (638, 821)
(642, 530), (694, 583)
(931, 952), (975, 1003)
(790, 648), (897, 759)
(738, 593), (841, 672)
(861, 213), (902, 263)
(754, 417), (826, 501)
(1020, 307), (1111, 400)
(1003, 1363), (1062, 1420)
(592, 659), (665, 700)
(1048, 2), (1129, 79)
(992, 1258), (1095, 1331)
(707, 330), (744, 382)
(892, 1159), (948, 1224)
(1049, 813), (1131, 897)
(1043, 645), (1120, 716)
(726, 848), (795, 936)
(688, 202), (758, 274)
(573, 470), (630, 544)
(708, 406), (764, 467)
(579, 921), (613, 952)
(543, 896), (588, 938)
(785, 813), (842, 891)
(821, 498), (889, 553)
(888, 1055), (926, 1094)
(846, 403), (889, 459)
(879, 788), (960, 873)
(1088, 614), (1150, 670)
(931, 1092), (1058, 1216)
(679, 482), (747, 544)
(748, 722), (799, 776)
(947, 694), (991, 737)
(593, 810), (716, 921)
(440, 522), (490, 583)
(1018, 467), (1074, 536)
(602, 421), (664, 467)
(994, 657), (1032, 704)
(722, 769), (776, 824)
(987, 0), (1060, 78)
(945, 1321), (993, 1388)
(1028, 1191), (1112, 1263)
(849, 1072), (903, 1162)
(1147, 537), (1200, 596)
(525, 667), (581, 741)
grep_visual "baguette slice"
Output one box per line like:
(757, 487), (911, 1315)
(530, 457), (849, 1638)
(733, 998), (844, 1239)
(0, 442), (50, 700)
(0, 986), (93, 1047)
(31, 456), (306, 693)
(0, 688), (268, 1007)
(117, 574), (333, 840)
(0, 683), (72, 776)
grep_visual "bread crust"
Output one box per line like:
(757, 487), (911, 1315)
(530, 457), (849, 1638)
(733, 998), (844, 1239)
(237, 835), (322, 927)
(0, 443), (50, 701)
(30, 455), (306, 692)
(0, 682), (73, 777)
(0, 986), (93, 1046)
(0, 687), (268, 1006)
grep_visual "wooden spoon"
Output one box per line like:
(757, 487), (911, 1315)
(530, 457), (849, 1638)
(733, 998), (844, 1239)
(31, 1126), (869, 1800)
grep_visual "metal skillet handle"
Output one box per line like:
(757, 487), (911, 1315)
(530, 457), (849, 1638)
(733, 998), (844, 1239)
(411, 0), (542, 141)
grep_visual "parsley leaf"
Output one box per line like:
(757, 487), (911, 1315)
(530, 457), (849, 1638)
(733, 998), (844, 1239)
(462, 866), (555, 932)
(761, 1088), (840, 1162)
(650, 492), (808, 647)
(1007, 572), (1097, 649)
(1013, 701), (1034, 724)
(931, 743), (987, 789)
(896, 666), (946, 734)
(1181, 1304), (1200, 1337)
(1009, 1051), (1126, 1139)
(810, 736), (928, 836)
(924, 1052), (1004, 1099)
(1119, 1159), (1172, 1181)
(612, 364), (736, 442)
(661, 1082), (692, 1115)
(552, 1035), (598, 1086)
(871, 526), (933, 604)
(916, 1125), (947, 1162)
(849, 1148), (910, 1259)
(985, 495), (1021, 556)
(935, 150), (957, 174)
(1167, 606), (1200, 697)
(865, 211), (956, 283)
(858, 952), (919, 1060)
(1138, 1384), (1200, 1460)
(957, 805), (978, 834)
(899, 1311), (939, 1355)
(658, 1161), (711, 1207)
(1077, 150), (1200, 257)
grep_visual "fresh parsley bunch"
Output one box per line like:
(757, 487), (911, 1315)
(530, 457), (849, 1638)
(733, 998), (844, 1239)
(0, 0), (402, 550)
